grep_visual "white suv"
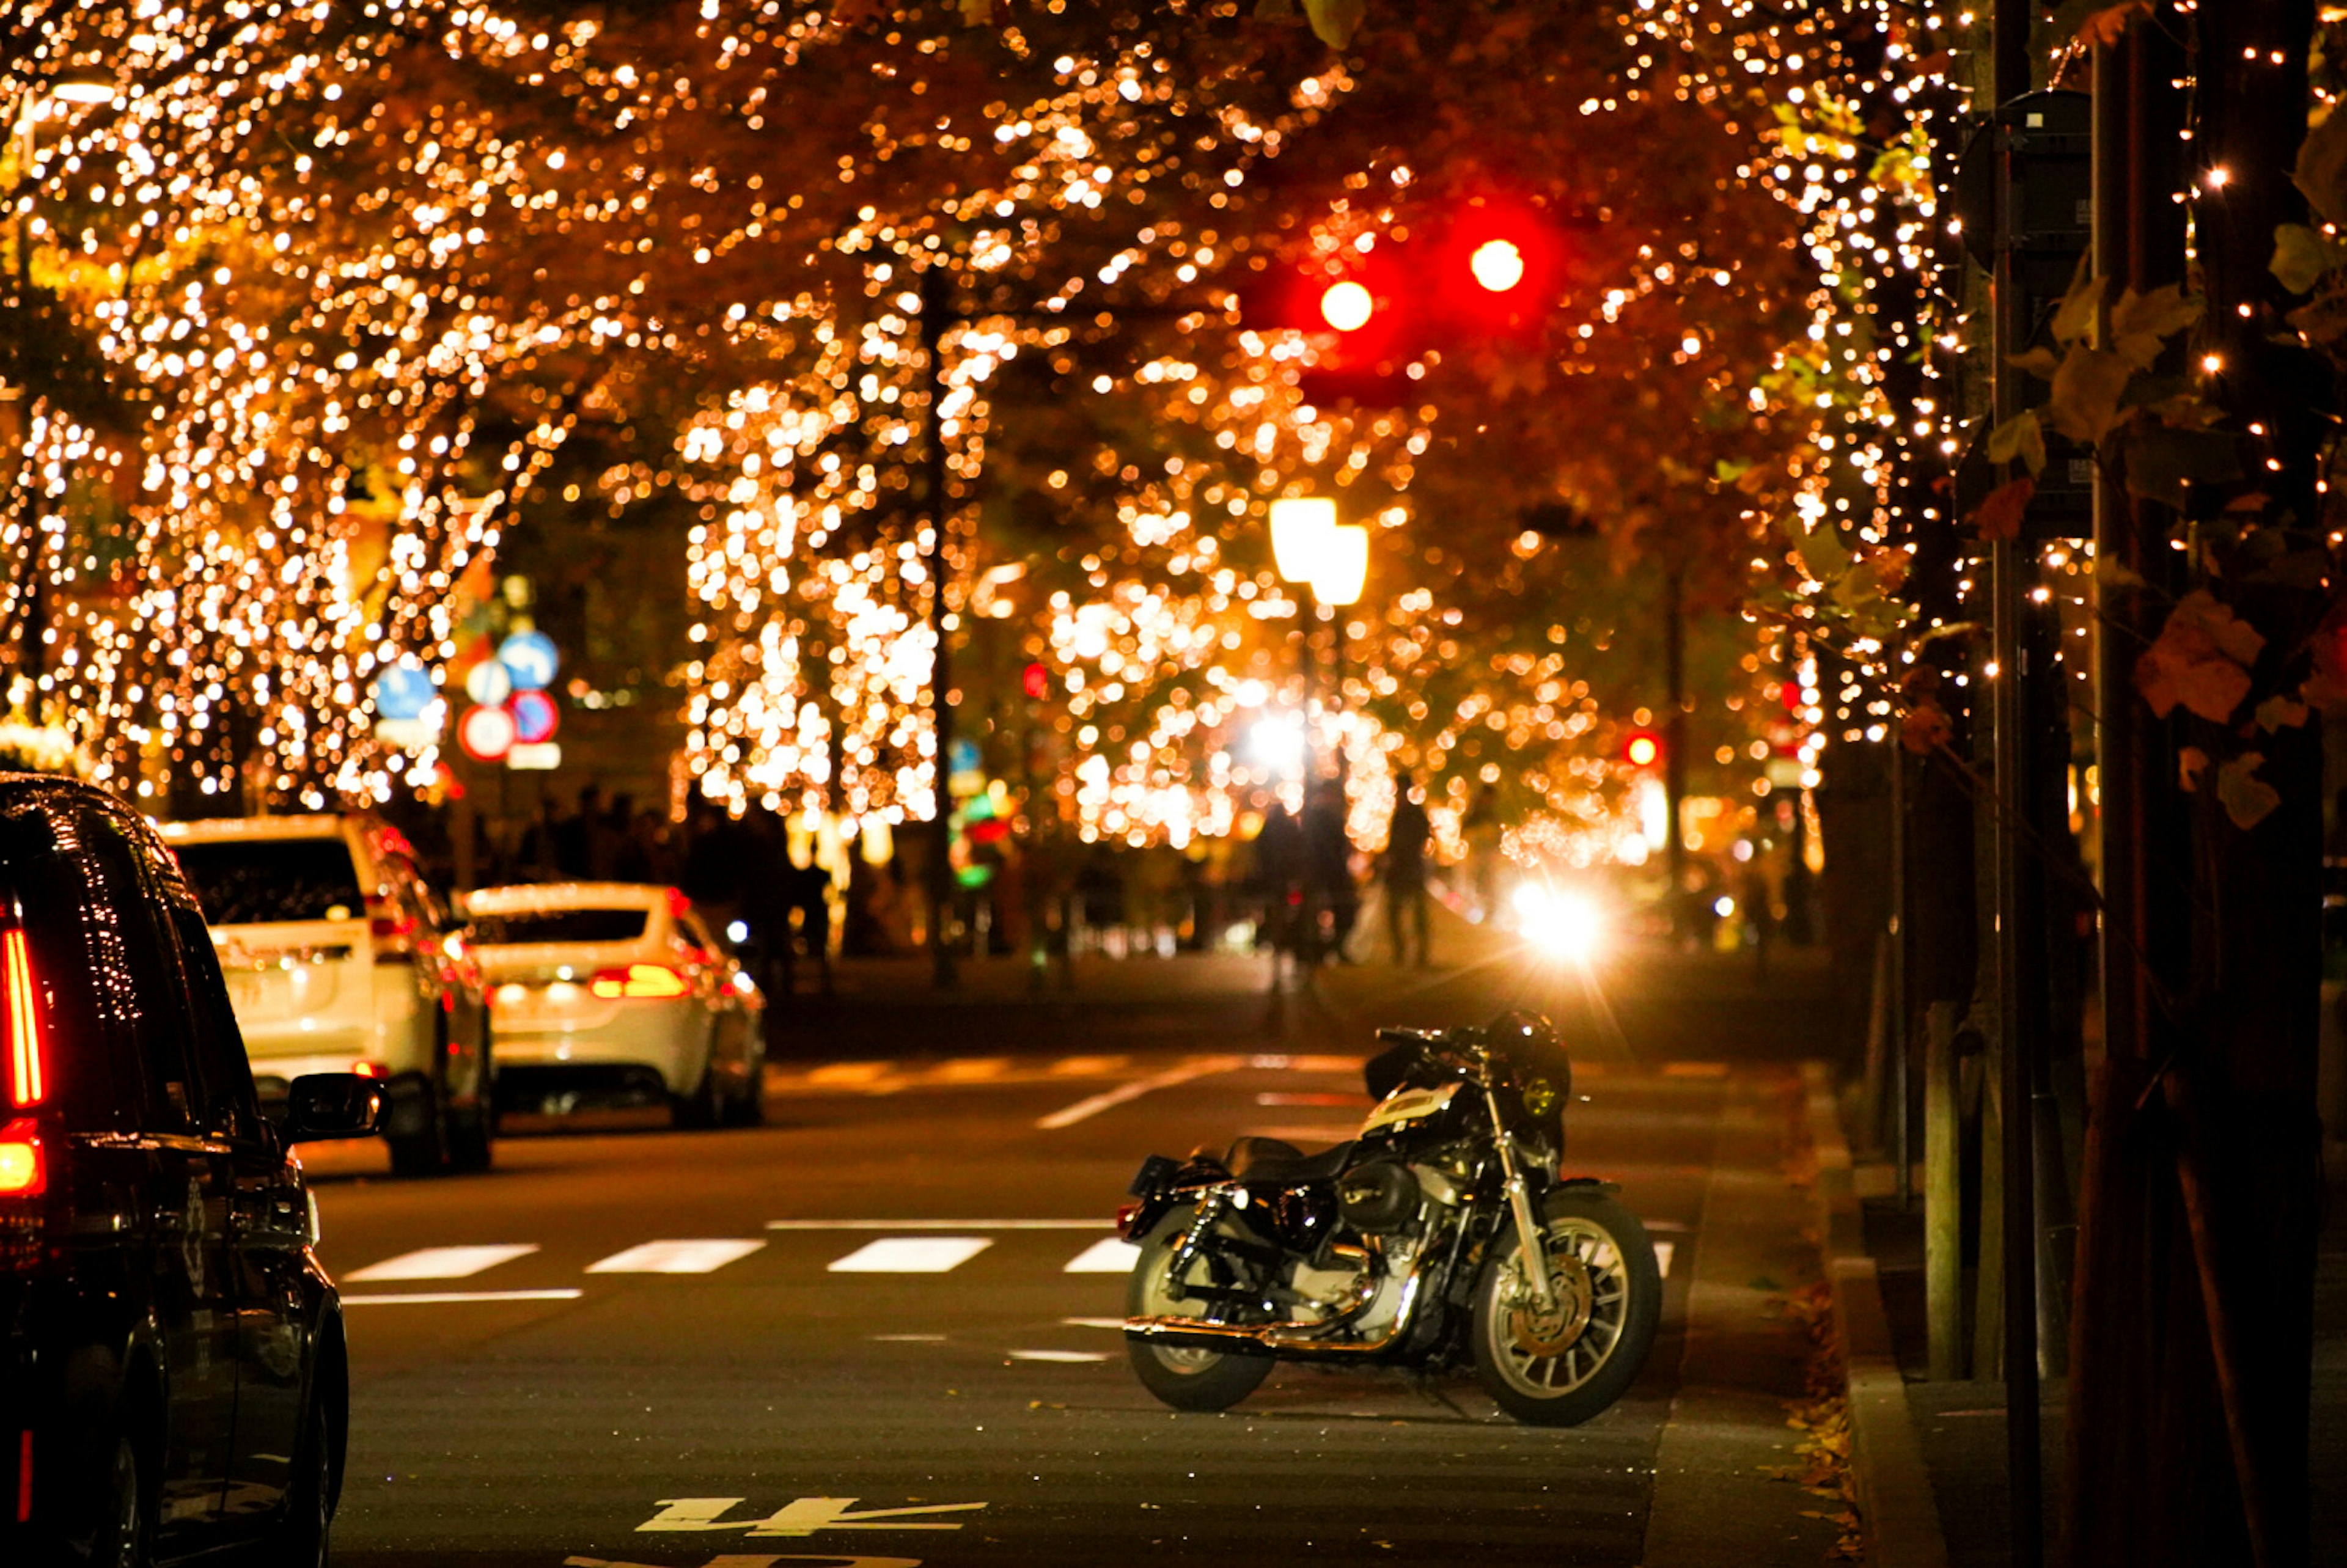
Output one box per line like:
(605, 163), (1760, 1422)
(161, 813), (495, 1175)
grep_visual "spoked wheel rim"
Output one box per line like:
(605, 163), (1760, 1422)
(1133, 1240), (1227, 1372)
(1489, 1215), (1633, 1399)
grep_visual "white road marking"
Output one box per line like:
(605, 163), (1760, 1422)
(1653, 1240), (1675, 1277)
(932, 1057), (1010, 1082)
(638, 1497), (985, 1537)
(1061, 1316), (1127, 1330)
(1062, 1237), (1140, 1274)
(765, 1218), (1109, 1231)
(587, 1240), (767, 1275)
(806, 1061), (894, 1085)
(1049, 1054), (1128, 1075)
(1644, 1217), (1691, 1233)
(1035, 1055), (1243, 1130)
(342, 1289), (582, 1306)
(1007, 1349), (1109, 1363)
(347, 1244), (539, 1282)
(827, 1237), (993, 1273)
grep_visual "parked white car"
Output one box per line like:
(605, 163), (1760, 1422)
(462, 882), (766, 1128)
(161, 813), (496, 1175)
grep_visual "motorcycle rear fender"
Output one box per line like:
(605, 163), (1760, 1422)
(1117, 1153), (1235, 1240)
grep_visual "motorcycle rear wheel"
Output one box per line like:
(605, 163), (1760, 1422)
(1471, 1188), (1661, 1426)
(1124, 1205), (1274, 1413)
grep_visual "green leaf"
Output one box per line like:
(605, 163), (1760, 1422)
(2217, 751), (2282, 830)
(1302, 0), (1365, 46)
(2294, 108), (2347, 226)
(1987, 409), (2048, 475)
(2270, 224), (2343, 296)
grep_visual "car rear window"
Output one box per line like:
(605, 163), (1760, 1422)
(171, 837), (365, 925)
(468, 908), (650, 945)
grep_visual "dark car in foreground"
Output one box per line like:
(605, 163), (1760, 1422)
(0, 776), (381, 1564)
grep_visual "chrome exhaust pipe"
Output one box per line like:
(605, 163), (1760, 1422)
(1126, 1271), (1427, 1361)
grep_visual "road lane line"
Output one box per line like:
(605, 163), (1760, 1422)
(826, 1237), (993, 1273)
(765, 1218), (1111, 1231)
(1062, 1237), (1140, 1273)
(1654, 1239), (1675, 1278)
(342, 1289), (581, 1306)
(1035, 1055), (1243, 1129)
(346, 1244), (539, 1282)
(1062, 1316), (1127, 1330)
(1008, 1349), (1109, 1363)
(586, 1239), (766, 1275)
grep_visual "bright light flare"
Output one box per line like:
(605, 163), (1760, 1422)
(1513, 884), (1605, 961)
(1470, 238), (1526, 293)
(1319, 280), (1373, 332)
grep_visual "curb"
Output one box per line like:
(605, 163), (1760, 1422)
(1801, 1060), (1950, 1568)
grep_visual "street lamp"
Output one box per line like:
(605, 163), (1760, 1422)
(1268, 497), (1369, 796)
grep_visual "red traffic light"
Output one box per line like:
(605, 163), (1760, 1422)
(1319, 280), (1375, 332)
(1469, 238), (1527, 293)
(1021, 661), (1051, 700)
(1623, 731), (1662, 768)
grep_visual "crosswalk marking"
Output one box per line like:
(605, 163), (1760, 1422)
(1062, 1237), (1140, 1274)
(347, 1244), (539, 1282)
(586, 1239), (766, 1275)
(1008, 1349), (1109, 1363)
(1653, 1239), (1675, 1278)
(827, 1237), (993, 1273)
(766, 1218), (1111, 1231)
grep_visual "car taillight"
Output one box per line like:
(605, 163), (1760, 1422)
(589, 964), (690, 1000)
(4, 927), (45, 1108)
(0, 1118), (43, 1198)
(365, 896), (416, 962)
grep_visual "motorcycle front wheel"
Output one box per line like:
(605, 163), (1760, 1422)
(1471, 1188), (1661, 1426)
(1124, 1204), (1274, 1413)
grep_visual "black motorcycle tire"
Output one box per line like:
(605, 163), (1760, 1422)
(1123, 1206), (1274, 1413)
(1471, 1188), (1661, 1427)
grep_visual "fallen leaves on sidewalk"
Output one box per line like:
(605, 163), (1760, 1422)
(1779, 1275), (1864, 1561)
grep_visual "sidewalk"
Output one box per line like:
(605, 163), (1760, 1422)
(1815, 1092), (2347, 1566)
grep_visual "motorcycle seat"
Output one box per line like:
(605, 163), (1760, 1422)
(1226, 1135), (1356, 1184)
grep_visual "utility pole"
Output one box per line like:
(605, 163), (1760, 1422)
(919, 265), (958, 990)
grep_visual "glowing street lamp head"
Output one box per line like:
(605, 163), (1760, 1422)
(1269, 496), (1338, 584)
(1470, 238), (1527, 293)
(1624, 731), (1661, 768)
(1318, 279), (1374, 332)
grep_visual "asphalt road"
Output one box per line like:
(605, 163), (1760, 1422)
(304, 949), (1843, 1568)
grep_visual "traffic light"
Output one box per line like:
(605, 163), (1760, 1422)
(1623, 730), (1663, 769)
(1232, 201), (1566, 408)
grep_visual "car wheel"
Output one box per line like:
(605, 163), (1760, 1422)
(386, 1076), (450, 1177)
(257, 1385), (335, 1568)
(728, 1027), (767, 1127)
(87, 1424), (152, 1568)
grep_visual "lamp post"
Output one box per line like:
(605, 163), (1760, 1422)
(1268, 497), (1367, 793)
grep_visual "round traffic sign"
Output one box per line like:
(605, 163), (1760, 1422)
(457, 703), (516, 763)
(509, 689), (560, 744)
(464, 658), (513, 706)
(371, 660), (438, 721)
(497, 630), (560, 692)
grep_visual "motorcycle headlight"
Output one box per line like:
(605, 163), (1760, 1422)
(1522, 1077), (1558, 1117)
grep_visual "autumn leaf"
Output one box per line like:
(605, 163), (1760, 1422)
(2047, 345), (2132, 444)
(2255, 694), (2310, 732)
(2217, 752), (2282, 830)
(2271, 223), (2345, 296)
(1901, 697), (1953, 755)
(2136, 591), (2264, 722)
(2180, 746), (2210, 791)
(2071, 0), (2151, 48)
(2007, 346), (2062, 379)
(1986, 409), (2048, 475)
(2050, 268), (2108, 346)
(1302, 0), (1366, 46)
(2110, 283), (2203, 342)
(2294, 104), (2347, 226)
(1968, 475), (2035, 541)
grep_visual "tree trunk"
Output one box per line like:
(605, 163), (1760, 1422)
(2066, 8), (2328, 1564)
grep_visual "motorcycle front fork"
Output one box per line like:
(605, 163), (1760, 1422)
(1483, 1083), (1556, 1307)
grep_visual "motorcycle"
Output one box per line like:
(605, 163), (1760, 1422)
(1117, 1012), (1661, 1426)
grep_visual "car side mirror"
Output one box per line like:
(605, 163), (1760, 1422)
(282, 1074), (386, 1144)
